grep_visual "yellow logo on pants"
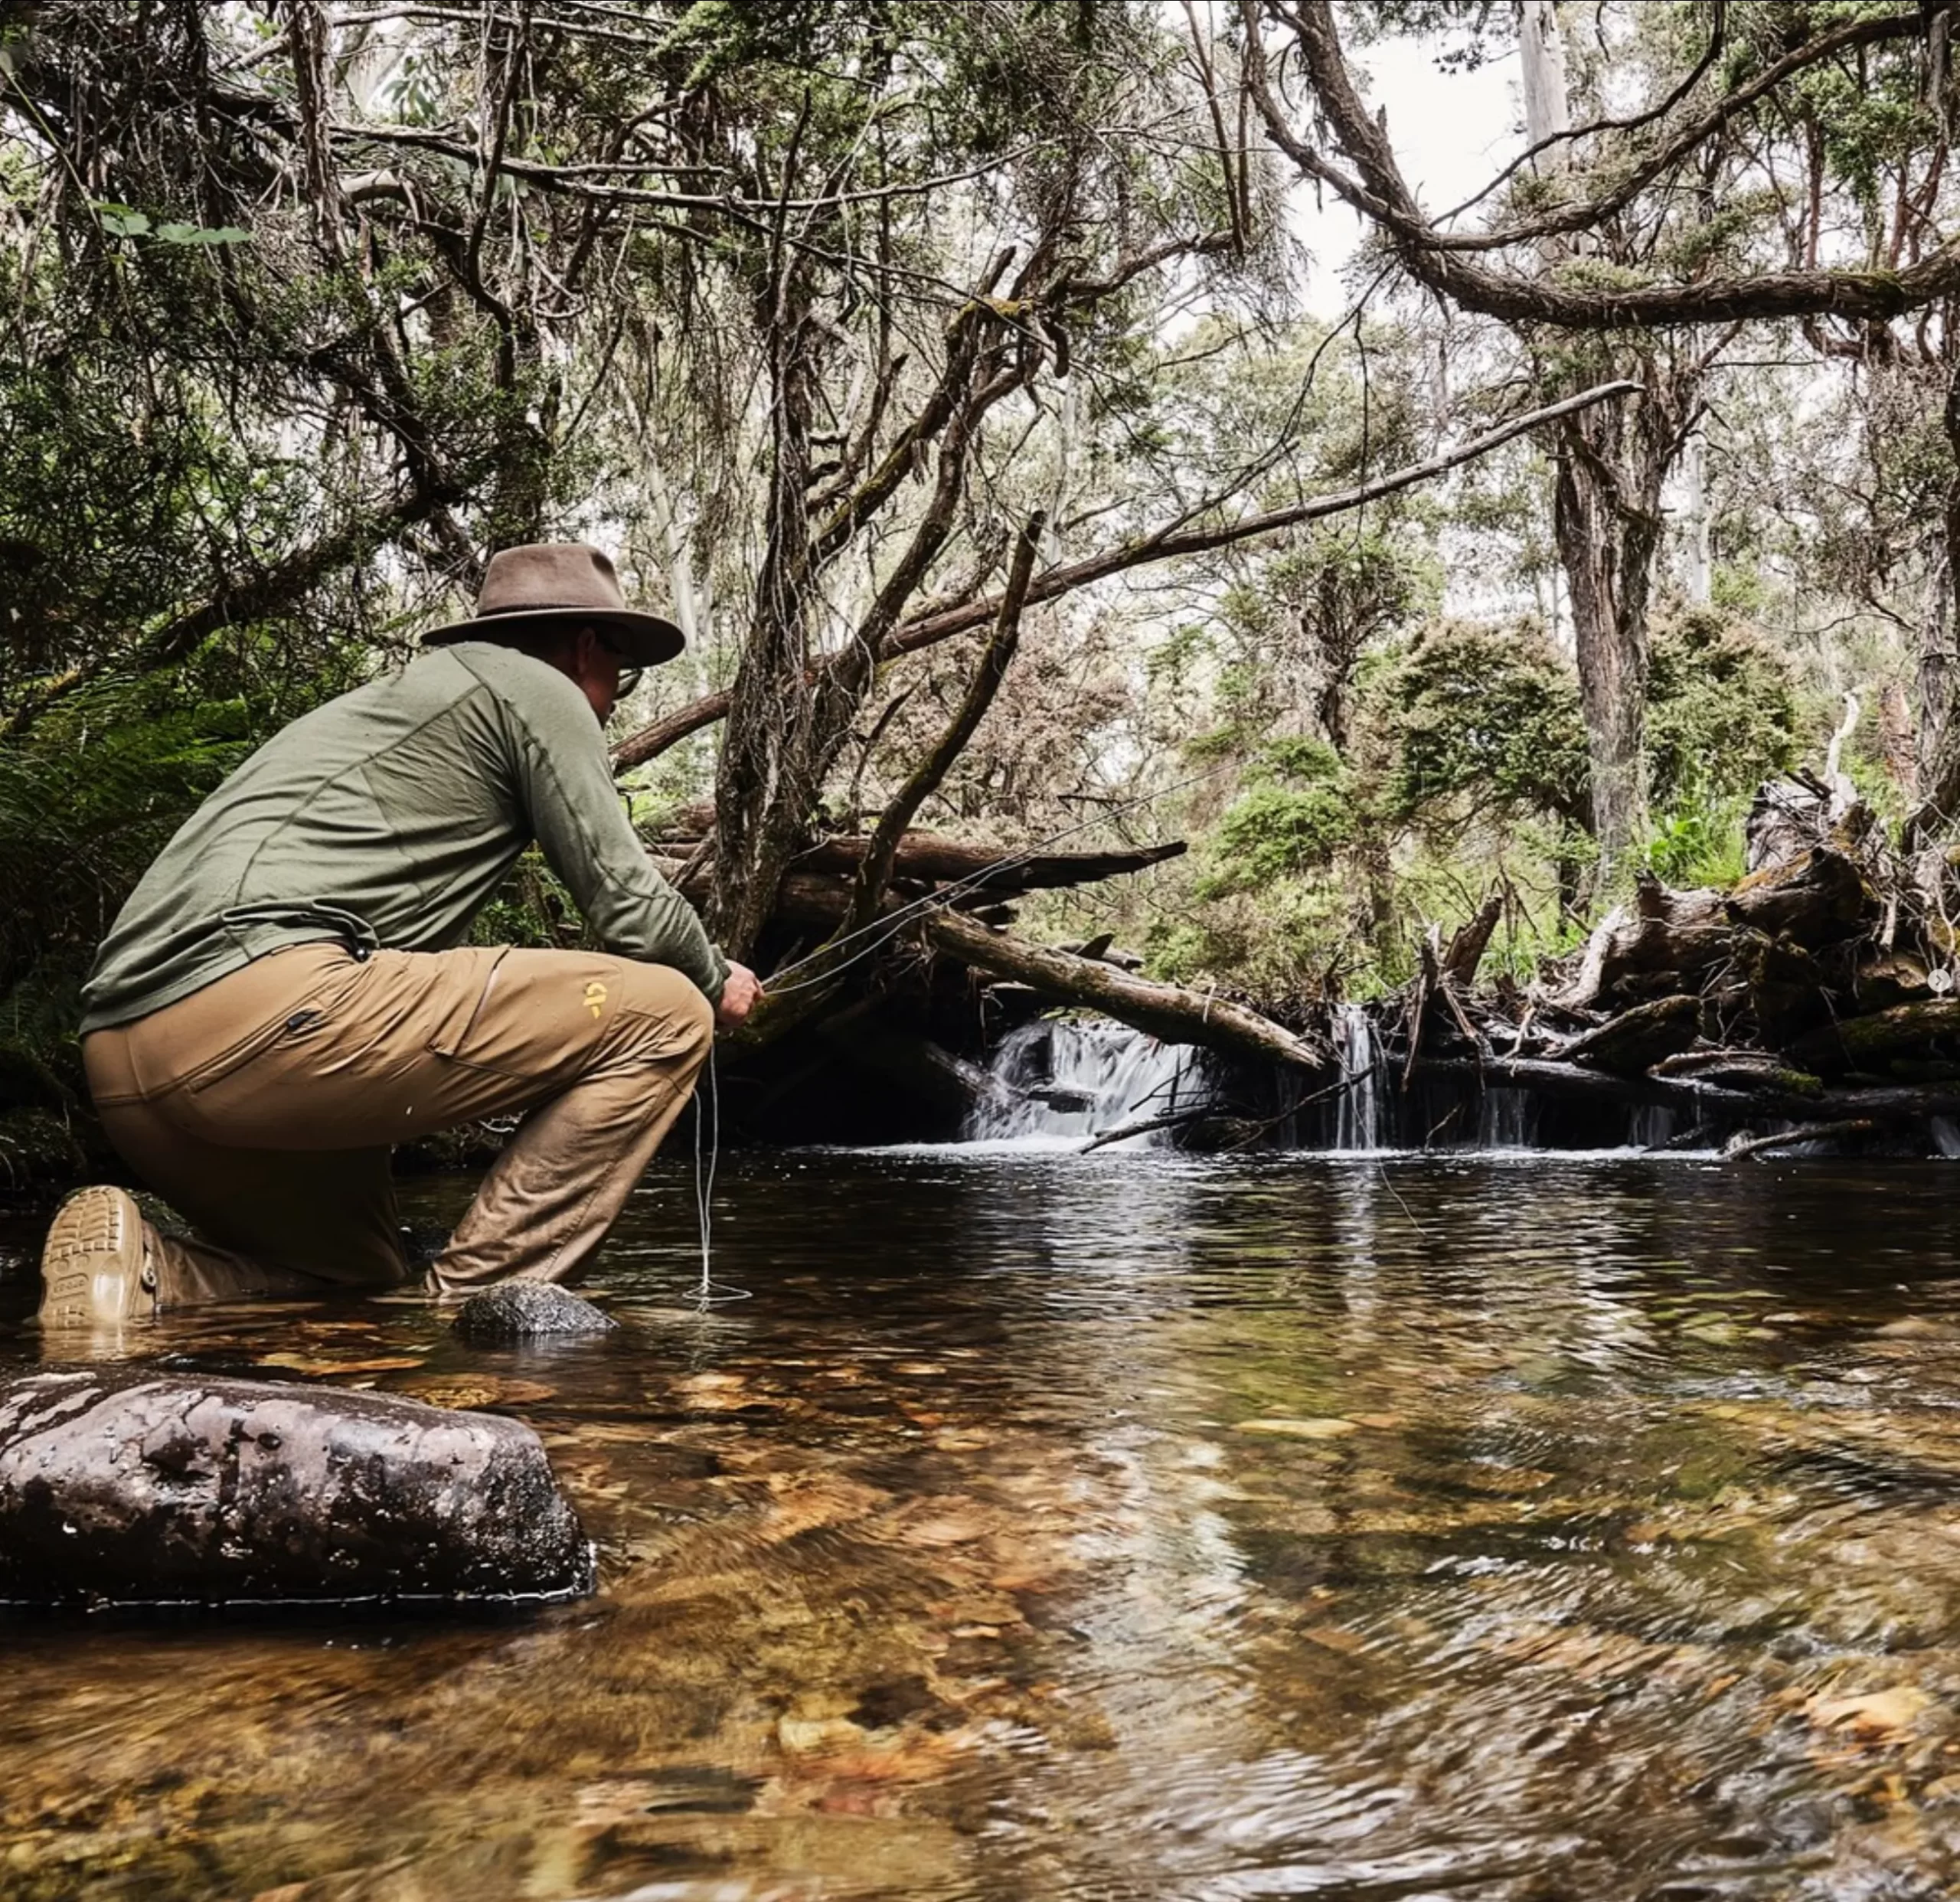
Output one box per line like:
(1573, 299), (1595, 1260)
(583, 980), (607, 1020)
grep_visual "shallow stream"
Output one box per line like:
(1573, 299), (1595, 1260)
(5, 1149), (1960, 1899)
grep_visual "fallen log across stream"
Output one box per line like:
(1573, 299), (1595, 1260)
(924, 910), (1328, 1073)
(649, 772), (1960, 1157)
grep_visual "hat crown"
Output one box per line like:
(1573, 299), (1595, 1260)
(420, 539), (686, 665)
(475, 543), (627, 619)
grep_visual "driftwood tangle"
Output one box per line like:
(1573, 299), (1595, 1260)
(1409, 776), (1960, 1156)
(654, 773), (1960, 1158)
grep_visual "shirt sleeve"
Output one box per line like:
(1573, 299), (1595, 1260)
(499, 672), (730, 1001)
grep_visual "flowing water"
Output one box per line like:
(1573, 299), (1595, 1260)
(963, 1019), (1208, 1148)
(6, 1151), (1960, 1899)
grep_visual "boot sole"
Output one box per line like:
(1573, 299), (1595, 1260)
(38, 1186), (153, 1328)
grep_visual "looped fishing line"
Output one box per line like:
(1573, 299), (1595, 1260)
(690, 1041), (750, 1309)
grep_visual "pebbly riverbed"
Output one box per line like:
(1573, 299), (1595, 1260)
(3, 1148), (1960, 1899)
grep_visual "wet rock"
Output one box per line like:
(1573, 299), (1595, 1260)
(0, 1369), (592, 1608)
(452, 1283), (619, 1344)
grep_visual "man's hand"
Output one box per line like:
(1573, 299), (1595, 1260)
(716, 961), (764, 1028)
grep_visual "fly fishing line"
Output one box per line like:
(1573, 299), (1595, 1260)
(690, 1041), (750, 1309)
(686, 755), (1244, 1299)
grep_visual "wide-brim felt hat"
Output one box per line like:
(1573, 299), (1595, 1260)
(422, 541), (686, 665)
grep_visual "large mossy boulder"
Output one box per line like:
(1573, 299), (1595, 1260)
(0, 1369), (591, 1609)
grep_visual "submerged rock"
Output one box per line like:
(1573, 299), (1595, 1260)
(452, 1283), (619, 1344)
(0, 1369), (592, 1608)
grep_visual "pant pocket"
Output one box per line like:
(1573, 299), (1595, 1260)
(129, 955), (363, 1109)
(426, 948), (613, 1080)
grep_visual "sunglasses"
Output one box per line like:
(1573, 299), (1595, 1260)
(599, 637), (642, 698)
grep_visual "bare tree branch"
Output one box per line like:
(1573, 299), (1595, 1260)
(1250, 0), (1954, 326)
(611, 377), (1642, 771)
(848, 510), (1044, 932)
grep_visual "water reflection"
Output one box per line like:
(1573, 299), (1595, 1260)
(2, 1153), (1960, 1898)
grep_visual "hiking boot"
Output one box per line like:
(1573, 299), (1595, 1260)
(37, 1185), (158, 1329)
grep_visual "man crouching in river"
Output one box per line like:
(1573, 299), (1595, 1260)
(38, 543), (763, 1325)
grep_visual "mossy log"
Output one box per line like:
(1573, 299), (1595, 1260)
(1785, 1000), (1960, 1077)
(1557, 877), (1732, 1008)
(1558, 846), (1878, 1015)
(1558, 994), (1701, 1075)
(1733, 931), (1832, 1044)
(924, 911), (1328, 1071)
(1414, 1054), (1959, 1126)
(1856, 952), (1935, 1012)
(1723, 845), (1873, 946)
(1659, 1057), (1825, 1096)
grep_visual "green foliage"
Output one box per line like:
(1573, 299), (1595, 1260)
(1379, 621), (1591, 829)
(1641, 790), (1749, 889)
(1645, 607), (1799, 802)
(89, 202), (252, 245)
(1200, 738), (1356, 896)
(0, 668), (275, 990)
(1380, 609), (1798, 838)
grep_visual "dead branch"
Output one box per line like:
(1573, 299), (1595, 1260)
(612, 379), (1642, 771)
(923, 910), (1327, 1073)
(848, 511), (1044, 933)
(1725, 1119), (1883, 1161)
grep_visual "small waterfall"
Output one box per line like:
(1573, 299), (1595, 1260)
(1629, 1105), (1678, 1151)
(966, 1020), (1208, 1148)
(1318, 1003), (1677, 1154)
(969, 1007), (1707, 1157)
(1475, 1085), (1538, 1151)
(1331, 1005), (1390, 1152)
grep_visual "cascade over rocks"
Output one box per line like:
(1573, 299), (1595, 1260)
(0, 1369), (591, 1608)
(659, 778), (1960, 1159)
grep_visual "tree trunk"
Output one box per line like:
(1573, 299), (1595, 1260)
(1907, 355), (1960, 849)
(1681, 426), (1712, 603)
(707, 286), (824, 960)
(1518, 1), (1678, 881)
(1553, 351), (1687, 881)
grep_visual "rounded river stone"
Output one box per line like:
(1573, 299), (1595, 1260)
(0, 1368), (593, 1608)
(452, 1284), (619, 1344)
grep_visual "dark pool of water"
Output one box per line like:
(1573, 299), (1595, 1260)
(5, 1149), (1960, 1900)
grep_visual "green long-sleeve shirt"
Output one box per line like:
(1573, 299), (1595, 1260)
(80, 642), (729, 1033)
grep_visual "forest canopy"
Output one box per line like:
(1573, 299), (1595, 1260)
(3, 0), (1958, 1131)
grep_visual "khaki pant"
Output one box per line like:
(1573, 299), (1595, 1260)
(83, 942), (714, 1301)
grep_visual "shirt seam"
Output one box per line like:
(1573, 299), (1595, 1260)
(498, 692), (720, 992)
(227, 668), (499, 915)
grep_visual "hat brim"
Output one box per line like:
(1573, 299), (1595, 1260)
(422, 605), (686, 667)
